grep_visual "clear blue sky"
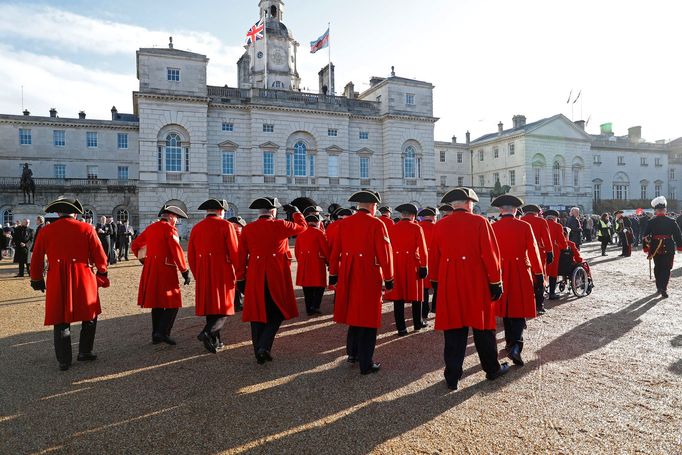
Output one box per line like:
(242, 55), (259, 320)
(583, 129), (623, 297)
(0, 0), (679, 142)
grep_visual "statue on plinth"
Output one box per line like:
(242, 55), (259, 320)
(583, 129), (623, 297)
(19, 163), (35, 204)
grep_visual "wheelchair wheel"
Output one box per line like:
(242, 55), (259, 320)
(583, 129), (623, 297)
(571, 267), (588, 297)
(558, 281), (566, 293)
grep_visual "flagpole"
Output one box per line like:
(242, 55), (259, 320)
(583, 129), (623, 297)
(328, 22), (332, 95)
(263, 10), (268, 90)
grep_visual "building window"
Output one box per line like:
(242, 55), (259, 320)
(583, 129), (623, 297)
(655, 158), (662, 167)
(86, 132), (98, 148)
(617, 156), (625, 165)
(478, 149), (484, 161)
(222, 152), (234, 175)
(670, 168), (676, 180)
(553, 162), (561, 186)
(87, 165), (98, 180)
(534, 168), (541, 186)
(359, 157), (369, 179)
(593, 155), (601, 164)
(2, 209), (13, 226)
(117, 133), (128, 149)
(294, 141), (307, 176)
(263, 123), (274, 133)
(508, 143), (515, 155)
(19, 128), (32, 145)
(640, 184), (647, 200)
(440, 150), (446, 163)
(614, 184), (628, 200)
(457, 152), (463, 163)
(640, 157), (648, 166)
(359, 131), (369, 140)
(405, 93), (415, 105)
(493, 147), (499, 158)
(440, 176), (447, 186)
(655, 183), (662, 197)
(573, 168), (580, 188)
(328, 155), (339, 177)
(403, 146), (416, 179)
(594, 183), (601, 201)
(286, 153), (292, 176)
(53, 130), (65, 147)
(118, 166), (129, 181)
(309, 154), (315, 177)
(457, 176), (464, 186)
(222, 122), (234, 132)
(671, 187), (677, 200)
(479, 175), (485, 187)
(54, 164), (66, 179)
(116, 209), (129, 223)
(509, 170), (516, 186)
(328, 128), (338, 137)
(263, 152), (274, 175)
(157, 147), (162, 171)
(167, 68), (180, 81)
(493, 172), (499, 183)
(165, 133), (182, 172)
(272, 81), (284, 89)
(184, 148), (190, 172)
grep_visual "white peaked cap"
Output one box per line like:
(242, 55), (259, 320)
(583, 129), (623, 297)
(651, 196), (667, 208)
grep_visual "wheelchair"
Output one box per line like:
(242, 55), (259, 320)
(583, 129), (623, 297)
(555, 249), (594, 298)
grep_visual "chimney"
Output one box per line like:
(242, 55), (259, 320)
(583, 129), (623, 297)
(465, 131), (471, 145)
(451, 135), (457, 144)
(111, 106), (118, 120)
(49, 108), (57, 118)
(369, 76), (385, 87)
(628, 126), (642, 142)
(22, 109), (30, 116)
(600, 122), (613, 136)
(78, 111), (86, 119)
(344, 82), (355, 99)
(574, 120), (586, 130)
(512, 115), (526, 129)
(498, 122), (504, 134)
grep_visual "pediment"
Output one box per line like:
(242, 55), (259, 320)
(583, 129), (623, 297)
(259, 141), (281, 150)
(354, 147), (375, 156)
(218, 140), (239, 150)
(528, 115), (593, 141)
(325, 145), (344, 155)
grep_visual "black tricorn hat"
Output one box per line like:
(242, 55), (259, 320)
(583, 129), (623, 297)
(227, 216), (247, 227)
(302, 205), (323, 215)
(198, 198), (228, 211)
(328, 203), (341, 214)
(249, 197), (281, 210)
(418, 207), (438, 217)
(305, 214), (321, 223)
(440, 187), (479, 204)
(438, 204), (454, 212)
(158, 205), (189, 219)
(395, 203), (418, 215)
(491, 194), (524, 208)
(348, 190), (382, 204)
(45, 197), (84, 215)
(335, 208), (353, 217)
(543, 209), (559, 218)
(521, 204), (542, 213)
(378, 206), (392, 214)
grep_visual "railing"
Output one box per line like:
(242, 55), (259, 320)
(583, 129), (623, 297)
(222, 175), (235, 183)
(0, 177), (137, 189)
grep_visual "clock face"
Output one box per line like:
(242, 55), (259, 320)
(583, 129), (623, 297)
(272, 49), (285, 65)
(257, 51), (263, 59)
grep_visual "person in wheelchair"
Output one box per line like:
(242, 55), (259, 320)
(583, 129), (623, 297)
(556, 227), (594, 297)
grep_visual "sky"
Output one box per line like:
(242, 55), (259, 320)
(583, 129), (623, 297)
(0, 0), (680, 142)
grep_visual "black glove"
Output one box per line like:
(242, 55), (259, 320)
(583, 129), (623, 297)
(384, 279), (394, 291)
(329, 275), (338, 286)
(489, 282), (503, 301)
(31, 279), (46, 293)
(282, 204), (299, 214)
(430, 281), (438, 291)
(546, 252), (554, 265)
(237, 280), (246, 294)
(534, 274), (544, 288)
(418, 267), (428, 279)
(181, 270), (191, 286)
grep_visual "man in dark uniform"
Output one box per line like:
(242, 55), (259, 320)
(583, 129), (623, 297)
(12, 219), (33, 277)
(96, 216), (111, 264)
(615, 210), (633, 257)
(630, 215), (640, 248)
(642, 197), (682, 298)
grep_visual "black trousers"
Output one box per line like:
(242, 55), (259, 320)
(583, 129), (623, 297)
(203, 315), (227, 339)
(151, 308), (179, 338)
(234, 291), (243, 311)
(502, 317), (526, 351)
(53, 318), (97, 365)
(443, 327), (500, 387)
(548, 276), (558, 296)
(533, 279), (545, 308)
(619, 233), (631, 257)
(600, 238), (609, 255)
(18, 262), (28, 275)
(393, 300), (421, 332)
(653, 254), (674, 292)
(422, 289), (431, 319)
(302, 287), (325, 313)
(346, 326), (378, 373)
(118, 240), (129, 260)
(250, 282), (284, 355)
(584, 230), (592, 242)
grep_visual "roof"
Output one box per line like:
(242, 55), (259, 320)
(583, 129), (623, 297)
(137, 47), (208, 61)
(471, 116), (554, 143)
(0, 113), (139, 127)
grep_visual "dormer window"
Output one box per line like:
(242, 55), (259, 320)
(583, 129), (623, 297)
(167, 68), (180, 82)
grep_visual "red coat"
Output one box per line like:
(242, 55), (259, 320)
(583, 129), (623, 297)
(385, 220), (427, 301)
(30, 217), (108, 325)
(567, 240), (583, 263)
(378, 215), (394, 236)
(521, 213), (552, 273)
(131, 220), (188, 309)
(418, 220), (436, 289)
(492, 216), (543, 319)
(295, 226), (329, 287)
(325, 220), (343, 252)
(188, 215), (239, 316)
(546, 219), (569, 277)
(429, 210), (501, 331)
(330, 210), (394, 329)
(237, 213), (307, 323)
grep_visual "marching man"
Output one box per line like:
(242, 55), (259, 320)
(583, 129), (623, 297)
(521, 204), (553, 315)
(642, 196), (682, 298)
(294, 214), (329, 316)
(543, 210), (569, 300)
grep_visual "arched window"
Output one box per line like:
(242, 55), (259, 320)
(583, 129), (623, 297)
(294, 141), (307, 176)
(116, 209), (129, 223)
(573, 166), (581, 188)
(553, 162), (561, 186)
(404, 146), (416, 179)
(165, 133), (182, 172)
(272, 81), (284, 89)
(2, 209), (13, 226)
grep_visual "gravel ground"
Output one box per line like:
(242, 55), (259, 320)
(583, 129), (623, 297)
(0, 241), (680, 455)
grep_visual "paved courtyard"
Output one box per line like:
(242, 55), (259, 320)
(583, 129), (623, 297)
(0, 241), (680, 454)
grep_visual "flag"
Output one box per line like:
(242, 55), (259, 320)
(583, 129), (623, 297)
(566, 89), (572, 104)
(310, 28), (330, 54)
(573, 89), (582, 104)
(246, 19), (264, 45)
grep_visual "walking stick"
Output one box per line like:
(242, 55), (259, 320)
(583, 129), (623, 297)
(648, 258), (652, 280)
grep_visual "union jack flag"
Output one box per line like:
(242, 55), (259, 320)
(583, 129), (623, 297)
(246, 19), (264, 45)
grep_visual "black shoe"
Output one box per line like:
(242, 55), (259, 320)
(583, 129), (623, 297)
(486, 362), (510, 380)
(216, 341), (225, 350)
(77, 352), (97, 362)
(397, 330), (408, 337)
(443, 368), (458, 390)
(661, 290), (669, 298)
(59, 362), (70, 371)
(361, 363), (381, 375)
(536, 306), (546, 315)
(160, 335), (176, 345)
(508, 345), (524, 366)
(255, 351), (267, 364)
(347, 356), (358, 363)
(262, 351), (273, 362)
(548, 294), (560, 300)
(312, 309), (322, 315)
(197, 332), (207, 342)
(200, 332), (217, 354)
(14, 274), (24, 278)
(152, 335), (163, 344)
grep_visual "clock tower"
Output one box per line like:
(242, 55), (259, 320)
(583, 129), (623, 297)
(237, 0), (300, 90)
